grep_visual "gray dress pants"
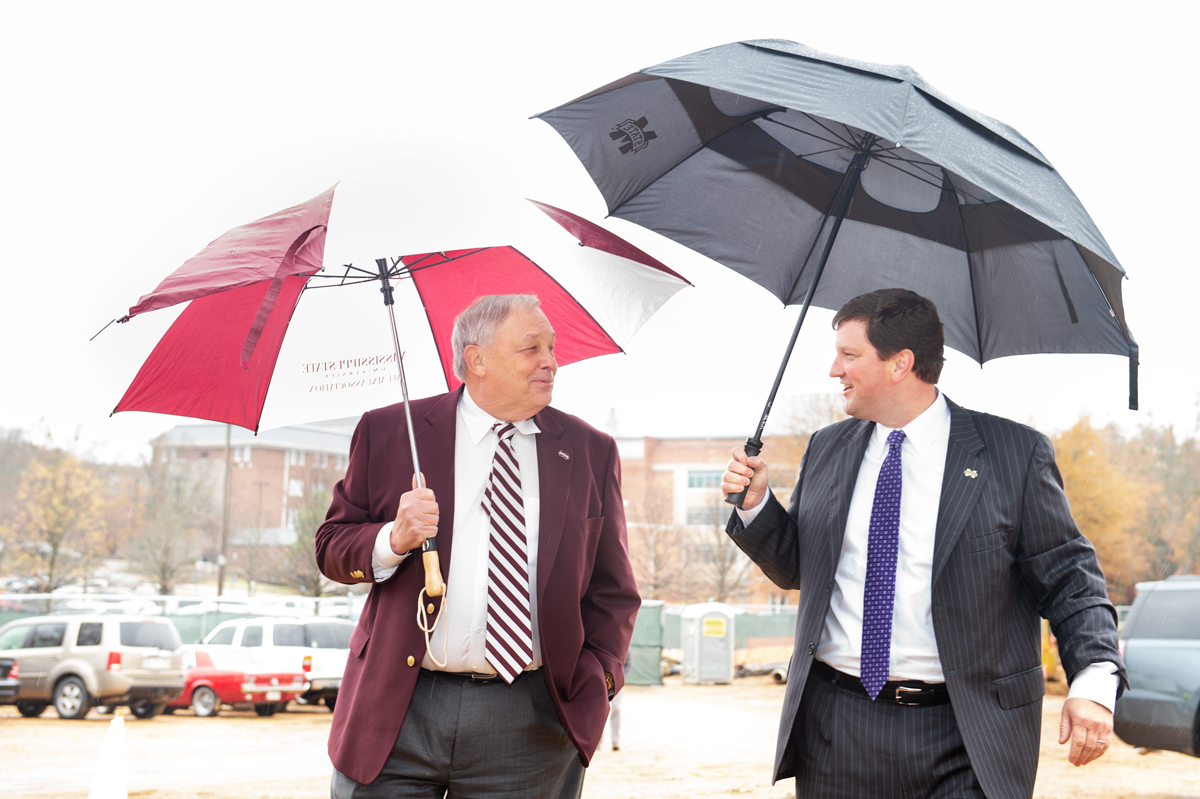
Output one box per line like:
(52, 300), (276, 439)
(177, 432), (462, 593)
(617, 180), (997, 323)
(332, 669), (584, 799)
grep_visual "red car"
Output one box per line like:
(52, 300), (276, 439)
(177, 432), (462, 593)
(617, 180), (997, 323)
(167, 646), (309, 717)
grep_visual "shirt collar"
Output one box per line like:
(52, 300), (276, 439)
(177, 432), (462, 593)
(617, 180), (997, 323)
(459, 387), (541, 446)
(872, 390), (949, 456)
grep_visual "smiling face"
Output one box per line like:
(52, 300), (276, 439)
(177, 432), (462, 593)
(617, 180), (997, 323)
(465, 306), (557, 422)
(829, 318), (902, 423)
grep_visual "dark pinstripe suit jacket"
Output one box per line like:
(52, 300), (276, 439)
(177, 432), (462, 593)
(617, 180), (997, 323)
(727, 398), (1124, 799)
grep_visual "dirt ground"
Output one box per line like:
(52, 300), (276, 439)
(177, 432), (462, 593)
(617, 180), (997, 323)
(2, 676), (1198, 798)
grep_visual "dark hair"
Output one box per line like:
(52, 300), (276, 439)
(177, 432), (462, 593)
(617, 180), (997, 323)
(832, 289), (945, 384)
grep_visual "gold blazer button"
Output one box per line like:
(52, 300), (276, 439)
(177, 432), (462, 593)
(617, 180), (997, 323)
(407, 655), (415, 667)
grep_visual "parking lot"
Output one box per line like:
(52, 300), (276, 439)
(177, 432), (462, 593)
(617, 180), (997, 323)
(3, 676), (1198, 798)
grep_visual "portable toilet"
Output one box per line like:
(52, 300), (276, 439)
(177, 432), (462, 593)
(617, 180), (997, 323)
(628, 600), (665, 685)
(681, 602), (735, 684)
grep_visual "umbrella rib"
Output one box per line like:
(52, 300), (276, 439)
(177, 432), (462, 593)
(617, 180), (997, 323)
(945, 166), (985, 364)
(798, 113), (859, 149)
(761, 115), (856, 152)
(872, 155), (991, 206)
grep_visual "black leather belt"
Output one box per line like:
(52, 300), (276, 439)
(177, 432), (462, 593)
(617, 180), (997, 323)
(810, 659), (950, 706)
(423, 669), (540, 683)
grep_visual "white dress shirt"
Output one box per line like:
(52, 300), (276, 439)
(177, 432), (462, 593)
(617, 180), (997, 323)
(740, 391), (1118, 709)
(371, 388), (542, 674)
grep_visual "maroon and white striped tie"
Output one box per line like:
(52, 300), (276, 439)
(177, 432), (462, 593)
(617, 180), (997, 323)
(483, 422), (534, 683)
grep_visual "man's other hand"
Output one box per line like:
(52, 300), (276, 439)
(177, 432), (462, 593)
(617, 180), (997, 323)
(721, 446), (770, 511)
(391, 473), (438, 556)
(1059, 697), (1113, 766)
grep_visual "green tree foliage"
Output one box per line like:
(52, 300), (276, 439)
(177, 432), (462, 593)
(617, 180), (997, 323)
(8, 454), (107, 590)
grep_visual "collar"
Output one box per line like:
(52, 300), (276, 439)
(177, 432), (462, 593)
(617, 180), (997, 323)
(871, 390), (950, 456)
(460, 387), (541, 445)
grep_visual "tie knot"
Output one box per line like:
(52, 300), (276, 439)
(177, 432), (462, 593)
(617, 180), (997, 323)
(887, 429), (906, 449)
(494, 422), (517, 442)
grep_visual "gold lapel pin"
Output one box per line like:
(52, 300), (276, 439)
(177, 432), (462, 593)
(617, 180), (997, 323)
(963, 469), (978, 479)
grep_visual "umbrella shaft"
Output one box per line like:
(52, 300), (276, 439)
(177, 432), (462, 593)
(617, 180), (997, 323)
(726, 139), (875, 508)
(753, 140), (875, 443)
(378, 259), (424, 489)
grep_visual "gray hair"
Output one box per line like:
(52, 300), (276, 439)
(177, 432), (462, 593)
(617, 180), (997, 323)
(452, 295), (542, 381)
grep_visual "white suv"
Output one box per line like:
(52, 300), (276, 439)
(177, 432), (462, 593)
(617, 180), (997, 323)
(201, 616), (353, 710)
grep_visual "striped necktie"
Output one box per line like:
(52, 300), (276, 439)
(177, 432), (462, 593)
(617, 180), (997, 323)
(861, 428), (906, 700)
(482, 422), (534, 683)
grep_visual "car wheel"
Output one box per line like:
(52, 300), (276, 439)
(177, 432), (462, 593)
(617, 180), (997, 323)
(192, 686), (220, 718)
(161, 706), (176, 715)
(274, 701), (289, 713)
(129, 702), (166, 719)
(16, 701), (47, 718)
(54, 676), (92, 720)
(254, 703), (277, 717)
(324, 695), (336, 712)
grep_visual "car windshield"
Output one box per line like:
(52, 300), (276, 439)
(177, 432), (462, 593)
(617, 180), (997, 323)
(1130, 591), (1200, 640)
(206, 626), (236, 645)
(120, 621), (182, 649)
(305, 621), (353, 649)
(273, 624), (306, 647)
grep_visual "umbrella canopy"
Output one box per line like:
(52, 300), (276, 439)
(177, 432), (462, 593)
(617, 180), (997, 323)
(111, 188), (690, 432)
(535, 39), (1137, 408)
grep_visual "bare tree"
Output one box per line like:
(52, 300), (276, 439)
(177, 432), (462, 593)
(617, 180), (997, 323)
(690, 493), (754, 603)
(277, 489), (334, 596)
(628, 488), (688, 600)
(130, 461), (212, 595)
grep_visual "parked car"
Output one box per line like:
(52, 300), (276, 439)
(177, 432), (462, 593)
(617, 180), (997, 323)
(0, 614), (184, 719)
(0, 657), (19, 702)
(1114, 576), (1200, 757)
(201, 616), (353, 710)
(166, 646), (309, 717)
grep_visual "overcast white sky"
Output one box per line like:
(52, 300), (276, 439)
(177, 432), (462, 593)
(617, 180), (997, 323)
(2, 1), (1193, 463)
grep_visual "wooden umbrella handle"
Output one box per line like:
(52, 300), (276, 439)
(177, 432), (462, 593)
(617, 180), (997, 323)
(422, 539), (445, 597)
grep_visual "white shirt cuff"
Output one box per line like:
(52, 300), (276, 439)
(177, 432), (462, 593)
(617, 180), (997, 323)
(372, 522), (409, 582)
(736, 499), (765, 527)
(1067, 661), (1120, 712)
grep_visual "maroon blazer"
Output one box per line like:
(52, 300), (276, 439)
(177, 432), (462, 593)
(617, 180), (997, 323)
(315, 388), (640, 784)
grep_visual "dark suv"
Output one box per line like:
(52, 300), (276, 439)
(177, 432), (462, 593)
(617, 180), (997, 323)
(1113, 576), (1200, 756)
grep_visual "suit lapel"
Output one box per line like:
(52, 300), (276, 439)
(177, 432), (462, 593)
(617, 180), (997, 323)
(532, 408), (569, 604)
(931, 398), (986, 584)
(414, 388), (461, 579)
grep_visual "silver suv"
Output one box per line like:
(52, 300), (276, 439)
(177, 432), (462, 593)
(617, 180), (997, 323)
(201, 616), (353, 710)
(0, 614), (184, 719)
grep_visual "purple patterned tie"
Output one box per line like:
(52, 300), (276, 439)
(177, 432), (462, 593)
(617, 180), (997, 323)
(482, 423), (534, 683)
(860, 428), (906, 700)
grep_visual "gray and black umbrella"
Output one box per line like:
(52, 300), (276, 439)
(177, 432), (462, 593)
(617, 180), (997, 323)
(535, 39), (1137, 501)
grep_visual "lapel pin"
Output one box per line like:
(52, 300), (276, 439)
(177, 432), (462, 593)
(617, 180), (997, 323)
(963, 469), (978, 479)
(558, 450), (570, 460)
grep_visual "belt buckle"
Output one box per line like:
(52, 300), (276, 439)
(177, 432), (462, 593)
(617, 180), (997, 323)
(895, 686), (926, 706)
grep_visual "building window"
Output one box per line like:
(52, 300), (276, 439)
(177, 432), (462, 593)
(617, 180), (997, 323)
(336, 454), (347, 471)
(288, 479), (304, 497)
(233, 446), (252, 464)
(287, 508), (299, 529)
(687, 471), (723, 488)
(289, 450), (306, 466)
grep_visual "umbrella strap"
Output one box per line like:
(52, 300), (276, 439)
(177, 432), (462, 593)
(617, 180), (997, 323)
(417, 586), (448, 669)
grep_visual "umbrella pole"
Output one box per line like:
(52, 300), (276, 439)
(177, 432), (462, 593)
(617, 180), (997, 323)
(377, 259), (445, 597)
(726, 141), (876, 507)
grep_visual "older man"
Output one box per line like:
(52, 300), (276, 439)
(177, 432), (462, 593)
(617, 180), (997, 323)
(317, 294), (639, 798)
(722, 289), (1124, 799)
